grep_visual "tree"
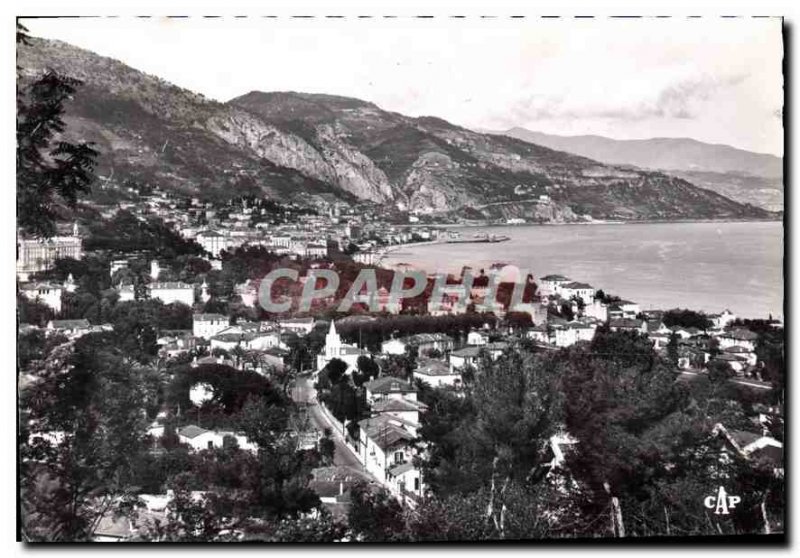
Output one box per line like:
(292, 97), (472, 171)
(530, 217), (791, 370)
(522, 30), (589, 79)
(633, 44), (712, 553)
(17, 25), (98, 238)
(323, 358), (348, 385)
(318, 431), (335, 465)
(419, 349), (562, 496)
(145, 473), (234, 542)
(251, 511), (346, 542)
(353, 355), (379, 386)
(559, 301), (575, 321)
(347, 482), (407, 542)
(20, 333), (158, 541)
(666, 332), (680, 366)
(708, 359), (735, 383)
(662, 308), (713, 331)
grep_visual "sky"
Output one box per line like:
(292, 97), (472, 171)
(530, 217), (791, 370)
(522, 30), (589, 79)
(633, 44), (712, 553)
(22, 16), (784, 156)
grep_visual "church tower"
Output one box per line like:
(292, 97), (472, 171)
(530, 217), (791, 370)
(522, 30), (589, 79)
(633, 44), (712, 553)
(200, 280), (211, 304)
(63, 273), (77, 293)
(325, 320), (341, 359)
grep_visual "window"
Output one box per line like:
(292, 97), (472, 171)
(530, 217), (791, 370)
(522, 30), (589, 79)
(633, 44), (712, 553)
(414, 478), (420, 491)
(394, 451), (404, 463)
(207, 440), (214, 450)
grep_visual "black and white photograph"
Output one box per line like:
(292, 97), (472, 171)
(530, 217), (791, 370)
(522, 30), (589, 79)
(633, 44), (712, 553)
(15, 11), (786, 545)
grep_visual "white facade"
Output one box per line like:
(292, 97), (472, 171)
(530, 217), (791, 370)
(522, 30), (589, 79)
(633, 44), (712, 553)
(718, 329), (758, 352)
(316, 321), (367, 373)
(467, 331), (489, 346)
(196, 230), (228, 257)
(17, 230), (83, 280)
(20, 282), (63, 313)
(150, 282), (195, 306)
(539, 274), (571, 297)
(177, 425), (257, 452)
(193, 313), (230, 339)
(558, 282), (596, 305)
(413, 359), (462, 388)
(583, 300), (608, 322)
(279, 317), (315, 335)
(381, 338), (407, 355)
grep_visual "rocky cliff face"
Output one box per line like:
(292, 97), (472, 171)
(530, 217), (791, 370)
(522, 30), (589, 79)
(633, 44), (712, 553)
(17, 36), (776, 222)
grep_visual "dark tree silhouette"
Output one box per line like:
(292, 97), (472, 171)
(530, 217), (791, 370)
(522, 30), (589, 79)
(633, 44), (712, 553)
(17, 24), (98, 237)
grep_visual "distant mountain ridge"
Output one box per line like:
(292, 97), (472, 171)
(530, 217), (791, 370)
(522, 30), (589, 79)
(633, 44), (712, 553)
(491, 128), (783, 212)
(495, 128), (783, 178)
(16, 36), (776, 222)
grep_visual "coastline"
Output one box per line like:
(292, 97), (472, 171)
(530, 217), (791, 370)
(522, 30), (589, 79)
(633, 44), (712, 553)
(423, 217), (784, 229)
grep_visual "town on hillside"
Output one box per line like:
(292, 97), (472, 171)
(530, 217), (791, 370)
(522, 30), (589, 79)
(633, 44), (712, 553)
(16, 18), (784, 545)
(18, 183), (785, 540)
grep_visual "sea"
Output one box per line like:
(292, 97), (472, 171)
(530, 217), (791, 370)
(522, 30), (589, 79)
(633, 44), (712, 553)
(382, 221), (784, 321)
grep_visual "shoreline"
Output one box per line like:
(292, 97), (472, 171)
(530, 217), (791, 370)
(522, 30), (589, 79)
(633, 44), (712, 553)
(422, 217), (783, 229)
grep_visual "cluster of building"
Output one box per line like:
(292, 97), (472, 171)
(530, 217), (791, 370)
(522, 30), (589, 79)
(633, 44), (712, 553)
(98, 186), (442, 262)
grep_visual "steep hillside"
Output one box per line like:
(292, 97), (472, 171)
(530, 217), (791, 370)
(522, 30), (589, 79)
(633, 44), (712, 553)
(17, 38), (352, 203)
(17, 36), (776, 222)
(231, 92), (773, 220)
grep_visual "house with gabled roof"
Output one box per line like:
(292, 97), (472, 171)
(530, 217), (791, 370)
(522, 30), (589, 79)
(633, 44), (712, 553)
(356, 414), (422, 495)
(193, 313), (229, 339)
(413, 357), (462, 388)
(371, 397), (428, 427)
(365, 376), (417, 404)
(176, 424), (257, 452)
(609, 318), (647, 335)
(47, 318), (92, 338)
(718, 328), (759, 352)
(712, 423), (783, 478)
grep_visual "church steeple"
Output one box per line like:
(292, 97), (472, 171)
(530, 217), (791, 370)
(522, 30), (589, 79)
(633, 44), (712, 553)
(325, 320), (341, 358)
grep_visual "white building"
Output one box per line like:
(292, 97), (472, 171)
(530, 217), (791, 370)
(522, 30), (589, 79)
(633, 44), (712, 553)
(559, 282), (596, 305)
(466, 330), (490, 346)
(117, 285), (135, 302)
(610, 300), (640, 319)
(19, 282), (64, 313)
(234, 280), (259, 307)
(176, 424), (257, 452)
(718, 328), (759, 352)
(527, 324), (550, 344)
(316, 320), (369, 374)
(356, 414), (422, 497)
(193, 313), (230, 339)
(150, 282), (195, 306)
(413, 358), (462, 388)
(279, 317), (316, 335)
(17, 225), (83, 280)
(196, 230), (228, 257)
(353, 251), (378, 265)
(449, 343), (507, 370)
(709, 309), (737, 330)
(47, 319), (93, 338)
(365, 376), (418, 404)
(583, 299), (608, 322)
(539, 274), (571, 297)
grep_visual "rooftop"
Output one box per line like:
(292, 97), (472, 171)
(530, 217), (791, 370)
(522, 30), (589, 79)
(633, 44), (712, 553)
(540, 274), (570, 281)
(414, 358), (453, 377)
(366, 376), (416, 394)
(193, 313), (228, 322)
(177, 425), (208, 439)
(562, 281), (594, 290)
(48, 319), (91, 329)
